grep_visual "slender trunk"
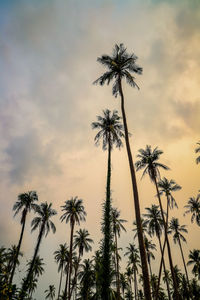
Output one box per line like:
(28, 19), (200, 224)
(157, 234), (171, 300)
(58, 265), (63, 299)
(147, 257), (155, 300)
(65, 220), (75, 299)
(118, 78), (151, 300)
(156, 194), (170, 297)
(154, 179), (180, 300)
(114, 230), (120, 300)
(20, 222), (45, 299)
(63, 261), (70, 300)
(178, 236), (190, 287)
(9, 210), (27, 285)
(101, 135), (112, 300)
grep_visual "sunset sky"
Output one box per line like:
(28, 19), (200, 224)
(1, 0), (200, 298)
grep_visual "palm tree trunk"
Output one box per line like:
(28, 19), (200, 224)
(66, 220), (75, 299)
(157, 234), (171, 300)
(156, 194), (170, 297)
(154, 178), (180, 300)
(178, 236), (190, 285)
(114, 230), (120, 300)
(9, 210), (27, 286)
(58, 265), (63, 299)
(20, 221), (45, 299)
(101, 135), (112, 300)
(63, 261), (69, 300)
(118, 78), (151, 300)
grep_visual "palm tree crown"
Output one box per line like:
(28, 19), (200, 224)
(195, 141), (200, 164)
(158, 177), (181, 209)
(94, 43), (142, 97)
(13, 191), (38, 223)
(187, 249), (200, 279)
(184, 195), (200, 226)
(60, 196), (86, 226)
(143, 205), (163, 238)
(74, 229), (93, 257)
(135, 145), (169, 182)
(168, 218), (188, 244)
(91, 109), (124, 150)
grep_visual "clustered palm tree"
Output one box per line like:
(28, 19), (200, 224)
(1, 44), (200, 300)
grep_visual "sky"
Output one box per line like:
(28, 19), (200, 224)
(0, 0), (200, 297)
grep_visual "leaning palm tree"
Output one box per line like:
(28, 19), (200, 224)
(187, 249), (200, 280)
(184, 194), (200, 226)
(45, 284), (56, 300)
(111, 207), (127, 299)
(94, 43), (151, 300)
(135, 145), (179, 299)
(9, 191), (38, 285)
(92, 109), (124, 300)
(20, 202), (57, 299)
(54, 243), (69, 300)
(60, 196), (86, 299)
(195, 141), (200, 164)
(168, 218), (189, 285)
(70, 229), (93, 298)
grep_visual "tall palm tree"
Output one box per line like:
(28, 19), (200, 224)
(111, 207), (127, 299)
(78, 259), (94, 300)
(70, 229), (93, 298)
(143, 205), (171, 300)
(10, 191), (38, 285)
(26, 256), (45, 280)
(184, 195), (200, 226)
(60, 196), (86, 299)
(92, 109), (124, 300)
(168, 218), (189, 284)
(125, 243), (140, 300)
(187, 249), (200, 280)
(20, 202), (57, 299)
(144, 237), (156, 279)
(195, 141), (200, 164)
(5, 245), (23, 283)
(157, 177), (181, 293)
(94, 43), (151, 300)
(135, 145), (179, 299)
(45, 284), (56, 300)
(54, 243), (69, 300)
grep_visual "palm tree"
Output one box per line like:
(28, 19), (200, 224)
(60, 196), (86, 299)
(10, 191), (38, 285)
(144, 237), (156, 279)
(78, 259), (94, 300)
(92, 109), (124, 300)
(5, 245), (23, 283)
(195, 141), (200, 164)
(135, 145), (179, 299)
(70, 229), (93, 297)
(20, 202), (57, 299)
(132, 218), (148, 240)
(168, 218), (189, 284)
(94, 43), (151, 300)
(54, 243), (69, 299)
(187, 249), (200, 280)
(184, 195), (200, 226)
(26, 256), (45, 280)
(143, 205), (171, 299)
(111, 207), (127, 299)
(125, 243), (140, 300)
(45, 284), (56, 300)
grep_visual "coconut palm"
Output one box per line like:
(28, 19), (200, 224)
(195, 141), (200, 164)
(60, 196), (86, 299)
(45, 284), (56, 300)
(184, 195), (200, 226)
(111, 207), (127, 299)
(187, 249), (200, 280)
(78, 259), (94, 300)
(94, 43), (151, 300)
(125, 243), (140, 300)
(168, 218), (189, 284)
(54, 243), (69, 299)
(92, 109), (124, 300)
(20, 202), (57, 299)
(5, 245), (23, 283)
(132, 218), (148, 240)
(144, 237), (156, 279)
(70, 229), (93, 297)
(26, 256), (45, 280)
(10, 191), (38, 285)
(135, 145), (179, 299)
(143, 205), (171, 299)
